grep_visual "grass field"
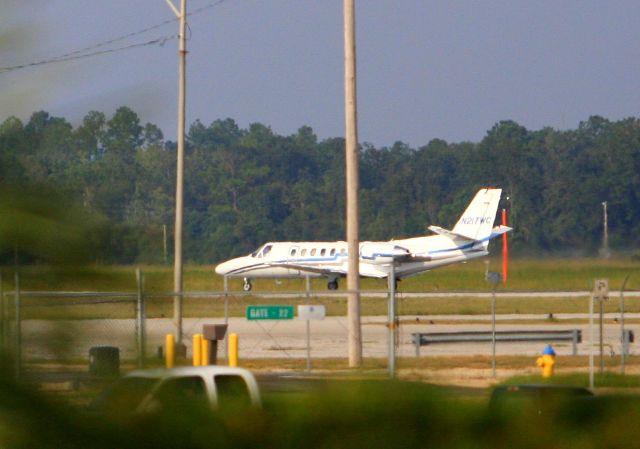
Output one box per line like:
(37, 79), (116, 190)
(2, 257), (638, 292)
(1, 257), (638, 319)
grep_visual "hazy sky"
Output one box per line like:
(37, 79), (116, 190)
(2, 0), (639, 148)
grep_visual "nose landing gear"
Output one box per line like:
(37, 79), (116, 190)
(243, 278), (252, 291)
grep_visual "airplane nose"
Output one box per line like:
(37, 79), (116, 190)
(215, 261), (229, 275)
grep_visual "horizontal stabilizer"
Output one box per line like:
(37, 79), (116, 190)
(489, 225), (512, 238)
(428, 225), (474, 241)
(429, 223), (511, 243)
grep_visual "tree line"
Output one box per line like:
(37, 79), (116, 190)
(1, 107), (638, 264)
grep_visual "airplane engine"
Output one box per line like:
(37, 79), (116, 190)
(359, 243), (410, 264)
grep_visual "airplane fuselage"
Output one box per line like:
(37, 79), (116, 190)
(215, 235), (489, 286)
(214, 188), (510, 291)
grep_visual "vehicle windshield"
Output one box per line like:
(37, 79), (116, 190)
(89, 376), (157, 417)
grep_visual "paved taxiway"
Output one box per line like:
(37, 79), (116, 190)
(20, 313), (640, 362)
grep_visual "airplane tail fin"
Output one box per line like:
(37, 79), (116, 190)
(451, 188), (503, 241)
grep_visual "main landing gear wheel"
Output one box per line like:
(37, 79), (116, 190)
(243, 278), (252, 291)
(327, 280), (339, 290)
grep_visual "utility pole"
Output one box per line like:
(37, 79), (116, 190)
(166, 0), (187, 345)
(344, 0), (362, 367)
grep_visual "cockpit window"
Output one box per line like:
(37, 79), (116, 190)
(251, 244), (273, 258)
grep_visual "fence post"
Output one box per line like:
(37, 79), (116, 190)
(305, 275), (311, 371)
(14, 271), (21, 380)
(388, 266), (397, 378)
(136, 268), (146, 368)
(223, 276), (229, 361)
(620, 275), (629, 374)
(0, 272), (3, 353)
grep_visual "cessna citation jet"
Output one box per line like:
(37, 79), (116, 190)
(215, 188), (511, 291)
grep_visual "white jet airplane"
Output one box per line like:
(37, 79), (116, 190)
(215, 188), (511, 291)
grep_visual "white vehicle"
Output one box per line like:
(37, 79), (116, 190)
(215, 188), (511, 291)
(90, 366), (261, 420)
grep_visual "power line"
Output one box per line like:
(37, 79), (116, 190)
(0, 36), (176, 74)
(0, 0), (228, 75)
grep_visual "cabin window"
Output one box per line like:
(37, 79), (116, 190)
(262, 245), (272, 257)
(341, 248), (346, 255)
(320, 248), (326, 256)
(290, 248), (297, 257)
(301, 249), (307, 257)
(310, 249), (316, 256)
(330, 249), (336, 256)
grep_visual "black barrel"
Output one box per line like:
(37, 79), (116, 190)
(89, 346), (120, 377)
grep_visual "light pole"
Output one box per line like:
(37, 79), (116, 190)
(601, 201), (610, 258)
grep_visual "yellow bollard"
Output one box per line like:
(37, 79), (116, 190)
(228, 333), (239, 367)
(165, 334), (175, 368)
(192, 334), (203, 366)
(536, 345), (556, 378)
(201, 337), (210, 366)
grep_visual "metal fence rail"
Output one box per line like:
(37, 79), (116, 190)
(412, 329), (583, 356)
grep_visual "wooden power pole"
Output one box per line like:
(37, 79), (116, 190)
(344, 0), (362, 367)
(166, 0), (187, 345)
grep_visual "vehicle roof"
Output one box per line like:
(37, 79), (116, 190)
(492, 384), (593, 395)
(124, 365), (255, 379)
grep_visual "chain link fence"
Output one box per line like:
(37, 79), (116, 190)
(1, 271), (638, 382)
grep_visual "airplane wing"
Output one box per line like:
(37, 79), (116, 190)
(267, 262), (388, 279)
(267, 262), (347, 277)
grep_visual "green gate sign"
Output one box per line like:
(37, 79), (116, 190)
(246, 305), (295, 320)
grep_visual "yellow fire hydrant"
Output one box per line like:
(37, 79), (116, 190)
(536, 345), (556, 378)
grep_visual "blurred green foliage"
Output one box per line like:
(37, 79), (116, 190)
(3, 374), (640, 448)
